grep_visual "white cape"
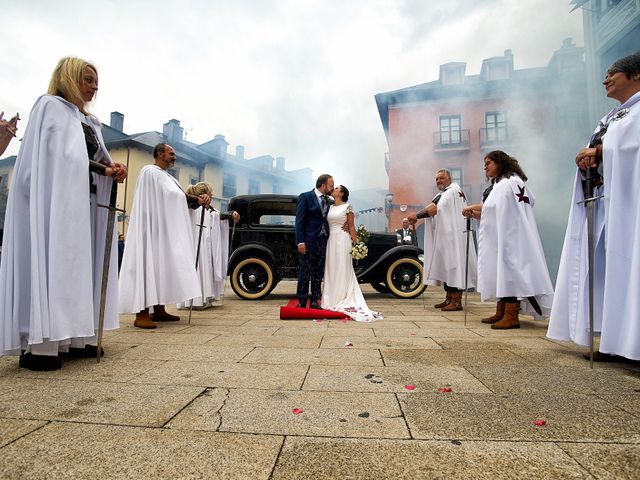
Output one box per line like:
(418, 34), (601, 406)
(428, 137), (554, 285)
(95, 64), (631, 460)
(177, 207), (230, 308)
(549, 92), (640, 359)
(321, 203), (381, 322)
(0, 95), (118, 354)
(119, 165), (199, 313)
(477, 175), (554, 315)
(423, 183), (477, 289)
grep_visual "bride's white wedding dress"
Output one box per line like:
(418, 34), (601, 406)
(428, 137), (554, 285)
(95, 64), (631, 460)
(321, 203), (382, 322)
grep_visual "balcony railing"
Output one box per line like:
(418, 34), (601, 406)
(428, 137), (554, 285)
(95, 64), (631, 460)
(433, 129), (470, 150)
(478, 127), (516, 148)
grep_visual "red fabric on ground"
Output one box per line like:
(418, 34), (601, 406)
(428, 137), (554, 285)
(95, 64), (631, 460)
(279, 299), (351, 320)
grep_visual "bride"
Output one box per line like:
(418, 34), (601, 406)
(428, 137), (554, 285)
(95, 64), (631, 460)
(321, 185), (382, 322)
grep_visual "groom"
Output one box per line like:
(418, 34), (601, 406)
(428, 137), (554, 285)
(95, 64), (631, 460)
(295, 174), (334, 309)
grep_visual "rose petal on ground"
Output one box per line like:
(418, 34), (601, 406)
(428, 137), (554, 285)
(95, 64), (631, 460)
(344, 340), (353, 348)
(292, 408), (304, 415)
(404, 385), (416, 391)
(534, 419), (546, 427)
(438, 387), (453, 393)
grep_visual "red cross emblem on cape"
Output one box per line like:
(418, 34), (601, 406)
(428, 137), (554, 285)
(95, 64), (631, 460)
(516, 185), (530, 204)
(458, 191), (466, 200)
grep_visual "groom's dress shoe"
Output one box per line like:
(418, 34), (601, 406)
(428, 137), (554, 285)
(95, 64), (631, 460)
(310, 302), (322, 310)
(297, 301), (307, 308)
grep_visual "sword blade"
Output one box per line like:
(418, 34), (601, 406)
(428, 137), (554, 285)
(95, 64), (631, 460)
(189, 206), (208, 324)
(464, 217), (471, 326)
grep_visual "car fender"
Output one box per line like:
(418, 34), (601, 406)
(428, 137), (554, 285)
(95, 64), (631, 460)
(228, 243), (277, 273)
(356, 245), (423, 281)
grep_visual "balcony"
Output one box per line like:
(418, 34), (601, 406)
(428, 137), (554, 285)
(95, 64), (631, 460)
(478, 127), (516, 149)
(433, 129), (470, 151)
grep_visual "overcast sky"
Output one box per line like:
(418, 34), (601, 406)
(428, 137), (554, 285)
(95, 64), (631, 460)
(0, 0), (583, 190)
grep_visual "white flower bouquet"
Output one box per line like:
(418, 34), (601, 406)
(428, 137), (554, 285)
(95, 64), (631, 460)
(351, 241), (368, 260)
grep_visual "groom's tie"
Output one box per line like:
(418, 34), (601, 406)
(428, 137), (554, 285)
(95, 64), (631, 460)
(320, 195), (328, 236)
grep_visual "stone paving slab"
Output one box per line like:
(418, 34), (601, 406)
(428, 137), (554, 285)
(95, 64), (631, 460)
(400, 392), (640, 442)
(113, 343), (254, 363)
(467, 366), (640, 395)
(437, 336), (564, 350)
(558, 442), (640, 480)
(320, 335), (442, 350)
(0, 422), (282, 480)
(373, 326), (481, 338)
(241, 347), (384, 366)
(165, 388), (227, 431)
(107, 331), (219, 345)
(129, 360), (308, 390)
(302, 365), (491, 393)
(217, 389), (410, 438)
(0, 377), (203, 427)
(380, 348), (530, 368)
(270, 437), (591, 480)
(595, 393), (640, 417)
(0, 419), (47, 448)
(274, 326), (376, 337)
(205, 334), (322, 349)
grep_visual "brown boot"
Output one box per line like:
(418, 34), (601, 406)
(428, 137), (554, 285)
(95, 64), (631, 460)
(441, 291), (463, 311)
(134, 309), (157, 329)
(482, 300), (506, 324)
(491, 302), (520, 329)
(434, 292), (452, 309)
(151, 304), (180, 322)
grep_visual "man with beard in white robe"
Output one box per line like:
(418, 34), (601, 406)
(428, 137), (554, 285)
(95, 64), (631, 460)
(548, 52), (640, 361)
(0, 57), (127, 370)
(408, 169), (477, 311)
(119, 143), (211, 328)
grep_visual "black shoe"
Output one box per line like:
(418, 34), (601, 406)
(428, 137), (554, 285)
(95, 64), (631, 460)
(297, 301), (307, 308)
(65, 345), (104, 358)
(19, 353), (62, 371)
(309, 302), (322, 310)
(583, 351), (615, 362)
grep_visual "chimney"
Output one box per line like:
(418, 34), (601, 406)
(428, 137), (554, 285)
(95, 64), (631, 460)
(162, 119), (184, 144)
(235, 145), (245, 160)
(110, 111), (124, 131)
(211, 134), (229, 158)
(275, 156), (285, 170)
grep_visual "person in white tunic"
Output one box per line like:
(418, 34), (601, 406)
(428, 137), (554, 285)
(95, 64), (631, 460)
(118, 144), (211, 328)
(548, 52), (640, 361)
(321, 185), (382, 322)
(0, 57), (127, 371)
(177, 182), (238, 309)
(408, 169), (477, 311)
(463, 150), (554, 330)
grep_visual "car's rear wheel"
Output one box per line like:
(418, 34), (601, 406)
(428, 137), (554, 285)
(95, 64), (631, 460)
(370, 281), (391, 294)
(385, 257), (426, 298)
(230, 257), (274, 300)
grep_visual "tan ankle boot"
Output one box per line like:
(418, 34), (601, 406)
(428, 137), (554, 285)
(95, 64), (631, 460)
(482, 300), (506, 324)
(434, 292), (452, 309)
(441, 291), (463, 311)
(151, 304), (180, 322)
(491, 302), (520, 329)
(134, 309), (158, 329)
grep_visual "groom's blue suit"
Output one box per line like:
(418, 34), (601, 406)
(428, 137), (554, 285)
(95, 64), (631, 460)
(295, 189), (330, 305)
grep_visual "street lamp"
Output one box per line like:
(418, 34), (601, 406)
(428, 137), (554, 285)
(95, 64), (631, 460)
(384, 192), (394, 231)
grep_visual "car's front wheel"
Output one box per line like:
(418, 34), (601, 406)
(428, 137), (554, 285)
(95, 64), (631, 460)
(230, 257), (275, 300)
(385, 257), (426, 298)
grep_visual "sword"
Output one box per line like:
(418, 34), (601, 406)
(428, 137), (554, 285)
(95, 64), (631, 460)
(188, 205), (208, 324)
(463, 216), (472, 326)
(96, 177), (124, 363)
(578, 167), (603, 369)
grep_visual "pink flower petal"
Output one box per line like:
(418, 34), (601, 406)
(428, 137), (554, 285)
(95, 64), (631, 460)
(404, 385), (416, 391)
(344, 341), (353, 348)
(534, 419), (546, 427)
(410, 332), (417, 336)
(292, 408), (304, 415)
(437, 387), (453, 393)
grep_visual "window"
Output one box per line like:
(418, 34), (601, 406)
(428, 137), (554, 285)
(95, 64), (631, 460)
(220, 201), (229, 212)
(222, 173), (236, 198)
(449, 168), (463, 186)
(248, 178), (260, 195)
(439, 115), (462, 145)
(485, 112), (507, 142)
(251, 200), (296, 226)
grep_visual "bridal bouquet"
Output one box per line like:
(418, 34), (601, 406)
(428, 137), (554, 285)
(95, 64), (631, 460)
(356, 225), (370, 244)
(351, 241), (368, 260)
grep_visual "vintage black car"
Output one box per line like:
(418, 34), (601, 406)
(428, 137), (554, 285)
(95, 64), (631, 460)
(227, 194), (426, 300)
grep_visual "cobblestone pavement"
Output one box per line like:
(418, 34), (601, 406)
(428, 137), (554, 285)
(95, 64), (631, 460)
(1, 282), (639, 479)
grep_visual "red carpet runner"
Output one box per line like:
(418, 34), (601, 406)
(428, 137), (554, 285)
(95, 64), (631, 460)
(279, 299), (352, 320)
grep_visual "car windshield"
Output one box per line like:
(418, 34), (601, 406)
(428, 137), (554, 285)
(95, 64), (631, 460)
(251, 200), (297, 226)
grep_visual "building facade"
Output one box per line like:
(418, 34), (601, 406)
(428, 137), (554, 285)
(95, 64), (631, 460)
(375, 40), (590, 280)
